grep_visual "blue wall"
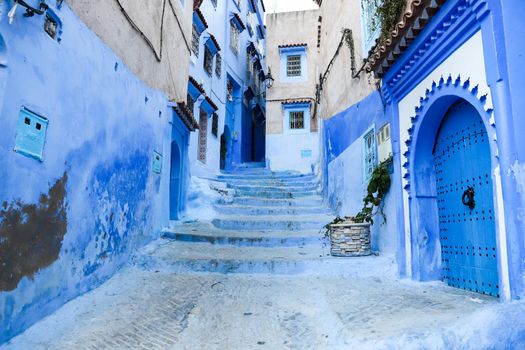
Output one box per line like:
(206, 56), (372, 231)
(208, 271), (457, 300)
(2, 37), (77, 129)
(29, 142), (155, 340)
(0, 1), (177, 342)
(189, 0), (266, 174)
(322, 91), (398, 253)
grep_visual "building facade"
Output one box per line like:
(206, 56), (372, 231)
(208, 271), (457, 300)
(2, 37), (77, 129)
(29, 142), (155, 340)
(187, 0), (267, 177)
(367, 0), (525, 301)
(0, 0), (197, 342)
(317, 0), (525, 301)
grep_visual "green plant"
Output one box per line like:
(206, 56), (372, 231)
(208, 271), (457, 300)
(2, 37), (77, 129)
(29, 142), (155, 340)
(354, 156), (393, 224)
(370, 0), (406, 42)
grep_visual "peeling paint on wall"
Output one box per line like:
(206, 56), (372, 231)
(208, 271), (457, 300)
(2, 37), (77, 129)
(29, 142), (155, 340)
(0, 173), (68, 292)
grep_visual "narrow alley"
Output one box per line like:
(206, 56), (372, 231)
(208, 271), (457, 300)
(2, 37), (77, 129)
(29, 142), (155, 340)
(2, 0), (525, 348)
(4, 165), (525, 349)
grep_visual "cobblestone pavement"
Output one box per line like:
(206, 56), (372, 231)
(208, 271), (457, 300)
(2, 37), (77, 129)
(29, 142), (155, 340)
(3, 245), (525, 350)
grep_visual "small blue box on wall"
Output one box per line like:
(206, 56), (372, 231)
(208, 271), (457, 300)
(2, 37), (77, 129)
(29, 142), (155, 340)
(14, 107), (49, 162)
(152, 151), (163, 174)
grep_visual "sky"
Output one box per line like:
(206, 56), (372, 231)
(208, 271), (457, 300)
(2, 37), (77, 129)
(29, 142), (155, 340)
(265, 0), (319, 13)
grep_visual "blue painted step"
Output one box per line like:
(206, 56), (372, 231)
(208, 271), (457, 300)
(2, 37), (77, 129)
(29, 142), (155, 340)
(233, 189), (320, 199)
(227, 183), (320, 192)
(227, 196), (325, 207)
(212, 215), (332, 231)
(215, 205), (332, 216)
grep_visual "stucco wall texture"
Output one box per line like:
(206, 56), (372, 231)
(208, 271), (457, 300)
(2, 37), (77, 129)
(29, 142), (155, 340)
(67, 0), (192, 102)
(317, 0), (375, 120)
(265, 9), (319, 135)
(0, 1), (176, 342)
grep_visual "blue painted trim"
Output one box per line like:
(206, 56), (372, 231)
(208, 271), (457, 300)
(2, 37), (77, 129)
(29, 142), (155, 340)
(201, 98), (217, 114)
(279, 46), (307, 55)
(193, 12), (207, 34)
(282, 102), (310, 110)
(282, 103), (311, 135)
(402, 76), (499, 284)
(188, 81), (203, 99)
(383, 0), (481, 102)
(204, 36), (220, 55)
(230, 14), (245, 32)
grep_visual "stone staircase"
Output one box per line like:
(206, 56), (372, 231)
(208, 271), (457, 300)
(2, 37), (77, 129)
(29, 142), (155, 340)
(135, 163), (338, 274)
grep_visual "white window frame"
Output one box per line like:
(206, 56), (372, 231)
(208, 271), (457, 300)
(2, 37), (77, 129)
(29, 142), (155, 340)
(230, 21), (240, 55)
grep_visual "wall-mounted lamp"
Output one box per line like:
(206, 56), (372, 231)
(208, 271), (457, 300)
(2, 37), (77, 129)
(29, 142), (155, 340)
(264, 68), (274, 89)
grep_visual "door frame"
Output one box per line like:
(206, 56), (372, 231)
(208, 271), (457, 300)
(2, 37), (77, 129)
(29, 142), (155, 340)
(402, 78), (510, 300)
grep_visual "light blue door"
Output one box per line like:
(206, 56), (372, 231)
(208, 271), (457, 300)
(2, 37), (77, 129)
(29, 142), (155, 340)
(434, 100), (499, 297)
(170, 141), (181, 220)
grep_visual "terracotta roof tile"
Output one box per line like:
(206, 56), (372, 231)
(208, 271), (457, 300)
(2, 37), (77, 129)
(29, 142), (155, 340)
(208, 33), (221, 52)
(281, 99), (312, 105)
(205, 96), (218, 111)
(366, 0), (446, 78)
(232, 13), (246, 31)
(188, 76), (205, 95)
(174, 102), (199, 131)
(278, 43), (307, 49)
(194, 8), (209, 29)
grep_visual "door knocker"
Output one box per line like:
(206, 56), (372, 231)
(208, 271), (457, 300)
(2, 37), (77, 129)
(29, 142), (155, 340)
(462, 186), (475, 210)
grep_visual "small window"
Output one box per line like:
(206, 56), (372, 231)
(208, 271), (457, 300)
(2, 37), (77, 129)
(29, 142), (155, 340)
(44, 15), (58, 39)
(289, 111), (305, 129)
(198, 109), (208, 163)
(215, 53), (222, 76)
(204, 46), (213, 76)
(377, 123), (391, 145)
(187, 93), (195, 114)
(191, 24), (200, 56)
(363, 129), (377, 181)
(212, 113), (219, 137)
(227, 80), (234, 102)
(286, 55), (302, 77)
(211, 0), (217, 7)
(230, 21), (240, 55)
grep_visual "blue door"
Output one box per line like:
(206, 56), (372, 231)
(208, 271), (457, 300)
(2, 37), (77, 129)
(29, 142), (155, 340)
(169, 141), (181, 220)
(433, 100), (499, 297)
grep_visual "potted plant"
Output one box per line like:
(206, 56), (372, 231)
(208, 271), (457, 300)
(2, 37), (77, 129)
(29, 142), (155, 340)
(326, 156), (392, 257)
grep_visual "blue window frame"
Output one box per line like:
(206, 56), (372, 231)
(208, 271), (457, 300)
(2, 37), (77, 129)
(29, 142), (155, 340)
(363, 127), (377, 181)
(282, 102), (311, 134)
(279, 46), (308, 83)
(360, 0), (381, 53)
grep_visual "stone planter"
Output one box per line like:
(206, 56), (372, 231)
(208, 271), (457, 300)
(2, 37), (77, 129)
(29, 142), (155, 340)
(329, 222), (372, 257)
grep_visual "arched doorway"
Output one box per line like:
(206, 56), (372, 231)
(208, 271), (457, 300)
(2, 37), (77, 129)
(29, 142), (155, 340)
(169, 140), (181, 220)
(433, 100), (498, 296)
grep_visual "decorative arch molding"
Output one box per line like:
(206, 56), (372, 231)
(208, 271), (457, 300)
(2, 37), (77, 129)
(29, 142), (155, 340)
(400, 75), (508, 285)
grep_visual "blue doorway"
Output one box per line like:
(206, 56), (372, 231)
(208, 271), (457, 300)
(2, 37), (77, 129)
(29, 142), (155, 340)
(433, 100), (498, 297)
(169, 140), (181, 220)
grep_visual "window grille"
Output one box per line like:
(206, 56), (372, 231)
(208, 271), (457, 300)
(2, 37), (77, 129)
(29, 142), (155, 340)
(289, 111), (305, 129)
(198, 109), (208, 162)
(286, 55), (302, 77)
(187, 93), (195, 114)
(191, 24), (200, 56)
(230, 22), (240, 55)
(212, 113), (219, 137)
(215, 53), (222, 76)
(227, 80), (234, 101)
(204, 46), (213, 76)
(363, 129), (377, 180)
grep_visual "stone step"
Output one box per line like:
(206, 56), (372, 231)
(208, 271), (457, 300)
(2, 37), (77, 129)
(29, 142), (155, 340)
(218, 173), (315, 181)
(227, 196), (325, 207)
(233, 189), (320, 199)
(215, 205), (332, 216)
(162, 225), (324, 247)
(227, 183), (320, 192)
(212, 214), (332, 231)
(132, 240), (342, 275)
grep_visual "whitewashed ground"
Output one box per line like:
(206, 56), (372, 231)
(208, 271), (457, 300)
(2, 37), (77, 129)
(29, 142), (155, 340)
(2, 243), (525, 350)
